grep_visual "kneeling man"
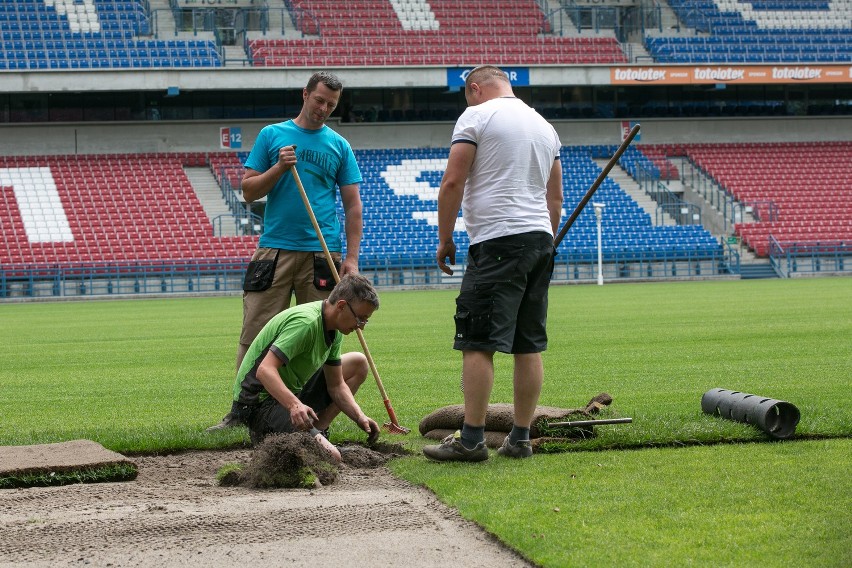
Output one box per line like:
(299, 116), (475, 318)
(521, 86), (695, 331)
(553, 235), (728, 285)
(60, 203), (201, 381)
(230, 274), (381, 461)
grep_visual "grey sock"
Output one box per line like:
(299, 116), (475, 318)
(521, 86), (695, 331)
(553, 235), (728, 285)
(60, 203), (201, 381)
(509, 426), (530, 445)
(460, 423), (485, 450)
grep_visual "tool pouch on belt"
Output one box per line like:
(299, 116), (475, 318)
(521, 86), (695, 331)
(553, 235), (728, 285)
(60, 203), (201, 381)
(232, 402), (256, 423)
(313, 253), (340, 291)
(243, 249), (280, 292)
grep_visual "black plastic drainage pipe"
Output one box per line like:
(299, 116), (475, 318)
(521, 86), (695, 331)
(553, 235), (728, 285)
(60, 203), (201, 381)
(701, 388), (801, 440)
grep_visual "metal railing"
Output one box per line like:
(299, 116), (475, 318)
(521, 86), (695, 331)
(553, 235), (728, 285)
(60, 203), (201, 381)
(634, 162), (703, 226)
(1, 246), (743, 299)
(769, 237), (851, 278)
(679, 157), (756, 232)
(212, 212), (263, 237)
(0, 259), (249, 299)
(555, 1), (662, 39)
(653, 181), (702, 226)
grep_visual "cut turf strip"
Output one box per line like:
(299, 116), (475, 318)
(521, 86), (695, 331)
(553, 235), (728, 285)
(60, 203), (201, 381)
(0, 439), (137, 489)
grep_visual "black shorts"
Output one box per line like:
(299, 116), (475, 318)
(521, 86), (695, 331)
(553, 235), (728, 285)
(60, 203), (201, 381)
(453, 231), (554, 354)
(246, 368), (333, 439)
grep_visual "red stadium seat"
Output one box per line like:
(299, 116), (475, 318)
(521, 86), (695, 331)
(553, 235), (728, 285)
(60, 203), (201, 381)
(687, 142), (852, 256)
(0, 152), (258, 267)
(250, 0), (628, 68)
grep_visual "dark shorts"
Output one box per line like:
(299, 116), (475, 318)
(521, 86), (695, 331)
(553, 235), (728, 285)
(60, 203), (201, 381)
(244, 368), (333, 442)
(453, 231), (554, 354)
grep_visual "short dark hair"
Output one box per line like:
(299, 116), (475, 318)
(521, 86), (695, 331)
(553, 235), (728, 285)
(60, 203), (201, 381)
(306, 71), (343, 94)
(328, 273), (379, 309)
(465, 65), (510, 90)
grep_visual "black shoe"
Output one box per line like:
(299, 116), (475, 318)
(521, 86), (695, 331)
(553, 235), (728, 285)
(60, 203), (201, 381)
(205, 412), (244, 432)
(423, 431), (489, 462)
(496, 435), (533, 458)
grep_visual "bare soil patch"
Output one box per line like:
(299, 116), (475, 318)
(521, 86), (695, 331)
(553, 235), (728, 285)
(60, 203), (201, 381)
(0, 446), (534, 567)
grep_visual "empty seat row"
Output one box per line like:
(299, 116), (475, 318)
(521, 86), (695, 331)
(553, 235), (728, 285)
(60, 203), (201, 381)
(684, 142), (852, 256)
(251, 0), (627, 67)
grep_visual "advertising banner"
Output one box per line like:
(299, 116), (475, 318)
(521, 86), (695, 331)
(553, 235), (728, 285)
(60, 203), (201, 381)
(447, 67), (530, 88)
(611, 65), (851, 85)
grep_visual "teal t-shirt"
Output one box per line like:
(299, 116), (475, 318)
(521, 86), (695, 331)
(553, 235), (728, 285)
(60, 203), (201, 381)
(233, 301), (343, 405)
(244, 120), (362, 252)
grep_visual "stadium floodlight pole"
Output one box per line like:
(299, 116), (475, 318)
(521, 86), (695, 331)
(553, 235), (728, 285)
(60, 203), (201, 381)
(554, 123), (640, 250)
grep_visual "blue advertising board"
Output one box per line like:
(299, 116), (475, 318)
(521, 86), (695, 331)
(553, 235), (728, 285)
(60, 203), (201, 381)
(446, 67), (530, 88)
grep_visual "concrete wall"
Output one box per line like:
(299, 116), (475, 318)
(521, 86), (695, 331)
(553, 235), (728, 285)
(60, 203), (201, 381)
(0, 116), (849, 156)
(0, 67), (608, 94)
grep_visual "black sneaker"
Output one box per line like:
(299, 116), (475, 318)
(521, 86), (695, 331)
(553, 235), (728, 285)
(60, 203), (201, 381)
(423, 431), (489, 462)
(496, 435), (533, 458)
(205, 412), (244, 432)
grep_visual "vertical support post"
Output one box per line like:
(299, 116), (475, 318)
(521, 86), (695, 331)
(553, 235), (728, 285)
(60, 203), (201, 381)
(593, 202), (605, 285)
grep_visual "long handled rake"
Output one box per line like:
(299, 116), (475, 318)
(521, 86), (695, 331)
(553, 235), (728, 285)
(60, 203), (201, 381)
(291, 164), (410, 434)
(554, 124), (641, 249)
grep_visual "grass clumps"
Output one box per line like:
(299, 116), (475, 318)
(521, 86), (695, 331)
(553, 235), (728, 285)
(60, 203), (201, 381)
(215, 462), (244, 486)
(218, 433), (339, 489)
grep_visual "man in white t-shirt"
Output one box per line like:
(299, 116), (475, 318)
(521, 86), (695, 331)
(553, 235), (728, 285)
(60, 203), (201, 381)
(424, 65), (564, 462)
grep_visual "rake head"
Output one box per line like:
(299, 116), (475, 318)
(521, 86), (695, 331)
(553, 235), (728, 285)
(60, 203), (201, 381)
(382, 421), (411, 435)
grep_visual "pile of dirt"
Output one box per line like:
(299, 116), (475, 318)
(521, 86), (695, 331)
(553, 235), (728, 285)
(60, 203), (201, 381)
(219, 433), (410, 489)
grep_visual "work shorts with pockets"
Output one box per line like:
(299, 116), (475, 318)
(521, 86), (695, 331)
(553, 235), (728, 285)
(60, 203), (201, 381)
(244, 368), (333, 445)
(240, 248), (342, 349)
(453, 231), (554, 354)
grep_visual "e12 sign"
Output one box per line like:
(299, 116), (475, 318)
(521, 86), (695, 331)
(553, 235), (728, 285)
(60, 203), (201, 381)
(621, 121), (640, 142)
(220, 127), (242, 149)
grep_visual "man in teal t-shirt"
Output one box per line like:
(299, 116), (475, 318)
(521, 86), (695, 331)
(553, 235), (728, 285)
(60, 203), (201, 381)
(230, 274), (380, 461)
(208, 71), (364, 432)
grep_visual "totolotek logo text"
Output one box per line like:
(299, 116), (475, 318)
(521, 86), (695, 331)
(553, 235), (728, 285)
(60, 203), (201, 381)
(772, 67), (823, 80)
(613, 68), (667, 82)
(693, 67), (745, 81)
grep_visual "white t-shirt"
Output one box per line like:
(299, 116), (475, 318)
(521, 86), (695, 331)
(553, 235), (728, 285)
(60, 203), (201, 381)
(451, 96), (561, 245)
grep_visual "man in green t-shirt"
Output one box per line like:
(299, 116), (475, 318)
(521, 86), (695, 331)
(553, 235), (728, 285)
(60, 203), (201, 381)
(231, 274), (380, 461)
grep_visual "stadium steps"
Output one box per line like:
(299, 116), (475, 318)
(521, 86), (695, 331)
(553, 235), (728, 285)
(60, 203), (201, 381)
(624, 41), (652, 63)
(184, 167), (239, 237)
(596, 160), (677, 226)
(222, 44), (251, 67)
(658, 2), (682, 34)
(675, 157), (759, 244)
(148, 0), (176, 37)
(740, 260), (779, 279)
(266, 0), (286, 34)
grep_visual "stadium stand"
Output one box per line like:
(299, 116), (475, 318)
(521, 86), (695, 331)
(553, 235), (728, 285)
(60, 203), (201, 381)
(647, 0), (852, 64)
(0, 153), (255, 269)
(1, 2), (849, 294)
(0, 0), (221, 69)
(5, 133), (852, 296)
(684, 142), (852, 256)
(248, 0), (628, 67)
(0, 146), (723, 271)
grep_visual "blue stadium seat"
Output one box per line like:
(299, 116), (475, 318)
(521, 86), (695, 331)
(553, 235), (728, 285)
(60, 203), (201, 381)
(648, 1), (851, 64)
(351, 146), (721, 265)
(0, 0), (222, 69)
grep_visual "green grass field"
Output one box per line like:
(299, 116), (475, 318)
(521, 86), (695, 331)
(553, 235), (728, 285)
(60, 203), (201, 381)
(1, 277), (850, 566)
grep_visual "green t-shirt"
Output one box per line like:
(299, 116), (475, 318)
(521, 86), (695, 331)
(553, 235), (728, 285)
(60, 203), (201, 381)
(233, 301), (342, 405)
